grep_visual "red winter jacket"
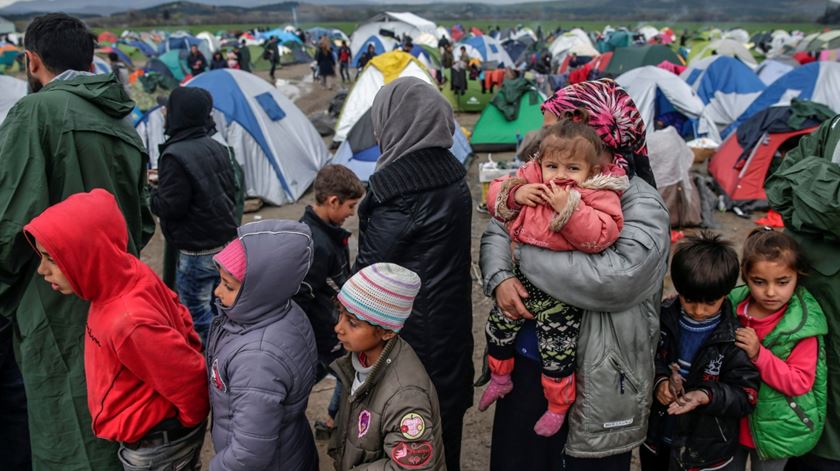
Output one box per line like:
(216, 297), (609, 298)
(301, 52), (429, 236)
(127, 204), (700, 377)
(486, 160), (628, 253)
(24, 189), (208, 443)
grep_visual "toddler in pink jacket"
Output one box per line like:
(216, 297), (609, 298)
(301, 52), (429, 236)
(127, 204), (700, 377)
(480, 119), (629, 437)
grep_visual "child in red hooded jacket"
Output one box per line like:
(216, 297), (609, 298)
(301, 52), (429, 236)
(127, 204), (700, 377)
(480, 118), (629, 437)
(24, 189), (209, 470)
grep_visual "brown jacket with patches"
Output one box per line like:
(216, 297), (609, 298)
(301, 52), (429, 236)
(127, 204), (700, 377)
(329, 337), (446, 470)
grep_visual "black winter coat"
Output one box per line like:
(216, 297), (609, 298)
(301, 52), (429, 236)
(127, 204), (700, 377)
(646, 298), (760, 469)
(355, 147), (475, 417)
(151, 137), (238, 252)
(292, 206), (350, 363)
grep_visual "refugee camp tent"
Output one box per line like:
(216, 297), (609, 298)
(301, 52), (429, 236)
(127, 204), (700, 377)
(0, 75), (26, 125)
(138, 69), (330, 205)
(639, 26), (660, 43)
(648, 125), (703, 227)
(256, 29), (303, 45)
(0, 16), (14, 34)
(597, 30), (632, 53)
(722, 62), (840, 138)
(158, 32), (212, 59)
(333, 108), (472, 182)
(689, 39), (757, 67)
(755, 57), (797, 85)
(351, 34), (400, 68)
(709, 105), (822, 205)
(604, 45), (682, 76)
(124, 40), (157, 57)
(93, 55), (111, 75)
(616, 66), (721, 143)
(332, 51), (472, 181)
(723, 29), (750, 45)
(470, 78), (545, 151)
(457, 35), (514, 67)
(682, 56), (766, 130)
(350, 11), (437, 60)
(805, 30), (840, 52)
(97, 46), (133, 67)
(307, 27), (349, 46)
(98, 31), (118, 45)
(502, 38), (531, 66)
(549, 28), (599, 62)
(156, 50), (189, 82)
(336, 51), (433, 142)
(134, 106), (166, 167)
(196, 32), (220, 53)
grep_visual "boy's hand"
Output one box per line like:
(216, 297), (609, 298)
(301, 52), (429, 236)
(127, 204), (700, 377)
(514, 183), (545, 207)
(735, 327), (761, 360)
(668, 363), (685, 399)
(543, 181), (571, 213)
(655, 381), (674, 406)
(667, 390), (710, 415)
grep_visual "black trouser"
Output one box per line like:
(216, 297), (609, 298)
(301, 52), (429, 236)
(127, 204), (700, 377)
(0, 323), (31, 470)
(490, 355), (631, 470)
(786, 455), (840, 471)
(269, 60), (279, 77)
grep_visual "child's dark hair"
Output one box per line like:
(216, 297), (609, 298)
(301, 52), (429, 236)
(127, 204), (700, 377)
(671, 231), (740, 303)
(538, 116), (605, 167)
(742, 228), (807, 279)
(313, 164), (365, 204)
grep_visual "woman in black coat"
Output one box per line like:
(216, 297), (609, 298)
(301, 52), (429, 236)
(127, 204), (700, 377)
(354, 77), (474, 471)
(314, 37), (336, 90)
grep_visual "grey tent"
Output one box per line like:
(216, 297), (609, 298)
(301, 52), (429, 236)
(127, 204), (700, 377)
(0, 16), (15, 35)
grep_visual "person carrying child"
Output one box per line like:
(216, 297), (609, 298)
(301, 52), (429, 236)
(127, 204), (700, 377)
(24, 189), (209, 470)
(729, 229), (828, 470)
(207, 220), (319, 471)
(293, 164), (365, 438)
(481, 116), (629, 436)
(329, 263), (446, 470)
(641, 232), (760, 471)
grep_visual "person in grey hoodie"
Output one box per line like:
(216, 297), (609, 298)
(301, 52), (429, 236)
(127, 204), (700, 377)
(206, 219), (319, 471)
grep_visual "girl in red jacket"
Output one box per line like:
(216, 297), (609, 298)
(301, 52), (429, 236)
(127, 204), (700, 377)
(480, 117), (629, 437)
(24, 189), (209, 470)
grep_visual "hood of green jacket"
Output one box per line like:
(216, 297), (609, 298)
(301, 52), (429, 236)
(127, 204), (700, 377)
(43, 73), (135, 119)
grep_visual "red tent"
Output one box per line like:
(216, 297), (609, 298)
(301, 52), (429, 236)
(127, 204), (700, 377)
(709, 127), (815, 203)
(98, 32), (118, 45)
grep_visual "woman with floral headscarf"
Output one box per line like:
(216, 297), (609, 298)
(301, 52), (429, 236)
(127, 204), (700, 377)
(480, 79), (670, 470)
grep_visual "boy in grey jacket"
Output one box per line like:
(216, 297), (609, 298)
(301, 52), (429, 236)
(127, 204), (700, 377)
(329, 263), (446, 470)
(207, 220), (319, 471)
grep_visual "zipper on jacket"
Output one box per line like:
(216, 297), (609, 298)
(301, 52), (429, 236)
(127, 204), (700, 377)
(610, 357), (637, 394)
(714, 417), (727, 442)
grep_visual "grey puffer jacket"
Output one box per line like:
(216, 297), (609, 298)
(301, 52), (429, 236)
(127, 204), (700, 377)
(207, 220), (319, 471)
(480, 177), (670, 458)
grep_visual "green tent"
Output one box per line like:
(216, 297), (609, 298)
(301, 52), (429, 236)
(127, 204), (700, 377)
(597, 30), (632, 53)
(470, 79), (545, 151)
(158, 50), (188, 81)
(604, 45), (683, 77)
(442, 69), (494, 113)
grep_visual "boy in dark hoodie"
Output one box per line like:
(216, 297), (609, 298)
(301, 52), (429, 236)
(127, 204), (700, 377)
(24, 189), (209, 470)
(293, 164), (365, 437)
(208, 220), (319, 471)
(642, 232), (760, 471)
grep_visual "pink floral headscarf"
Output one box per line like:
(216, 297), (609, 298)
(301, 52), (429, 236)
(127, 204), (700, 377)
(541, 79), (656, 187)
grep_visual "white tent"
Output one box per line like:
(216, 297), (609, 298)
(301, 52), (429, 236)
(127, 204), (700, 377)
(691, 39), (757, 67)
(723, 29), (750, 45)
(549, 28), (598, 61)
(638, 26), (660, 42)
(0, 76), (26, 125)
(137, 70), (331, 205)
(755, 58), (797, 85)
(0, 16), (14, 35)
(335, 51), (431, 143)
(350, 12), (437, 55)
(196, 32), (220, 53)
(616, 66), (721, 143)
(681, 56), (766, 130)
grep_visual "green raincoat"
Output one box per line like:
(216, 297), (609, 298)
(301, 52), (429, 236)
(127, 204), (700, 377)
(766, 114), (840, 460)
(0, 73), (154, 470)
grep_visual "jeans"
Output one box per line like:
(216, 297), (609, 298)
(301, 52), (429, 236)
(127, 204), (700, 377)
(0, 323), (31, 470)
(118, 421), (206, 471)
(734, 446), (788, 471)
(176, 253), (219, 344)
(340, 62), (350, 82)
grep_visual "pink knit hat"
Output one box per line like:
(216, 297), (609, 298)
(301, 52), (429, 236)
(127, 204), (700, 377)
(214, 238), (247, 282)
(337, 263), (421, 332)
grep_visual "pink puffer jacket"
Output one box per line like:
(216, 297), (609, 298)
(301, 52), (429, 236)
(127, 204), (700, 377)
(486, 160), (629, 253)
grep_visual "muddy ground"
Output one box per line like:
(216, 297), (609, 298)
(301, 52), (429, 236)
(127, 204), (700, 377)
(132, 63), (759, 470)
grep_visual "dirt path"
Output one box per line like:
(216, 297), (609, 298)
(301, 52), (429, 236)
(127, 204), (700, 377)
(134, 67), (760, 470)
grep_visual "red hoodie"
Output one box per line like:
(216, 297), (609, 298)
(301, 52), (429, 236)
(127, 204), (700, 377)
(24, 189), (209, 443)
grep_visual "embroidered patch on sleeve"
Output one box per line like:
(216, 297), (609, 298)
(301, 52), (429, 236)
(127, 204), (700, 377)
(391, 440), (433, 468)
(399, 412), (426, 439)
(358, 410), (371, 438)
(211, 358), (226, 392)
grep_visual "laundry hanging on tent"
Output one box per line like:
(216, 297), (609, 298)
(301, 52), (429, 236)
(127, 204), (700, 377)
(491, 77), (536, 121)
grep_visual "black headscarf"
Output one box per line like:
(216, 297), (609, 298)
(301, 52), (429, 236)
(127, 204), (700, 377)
(162, 87), (214, 149)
